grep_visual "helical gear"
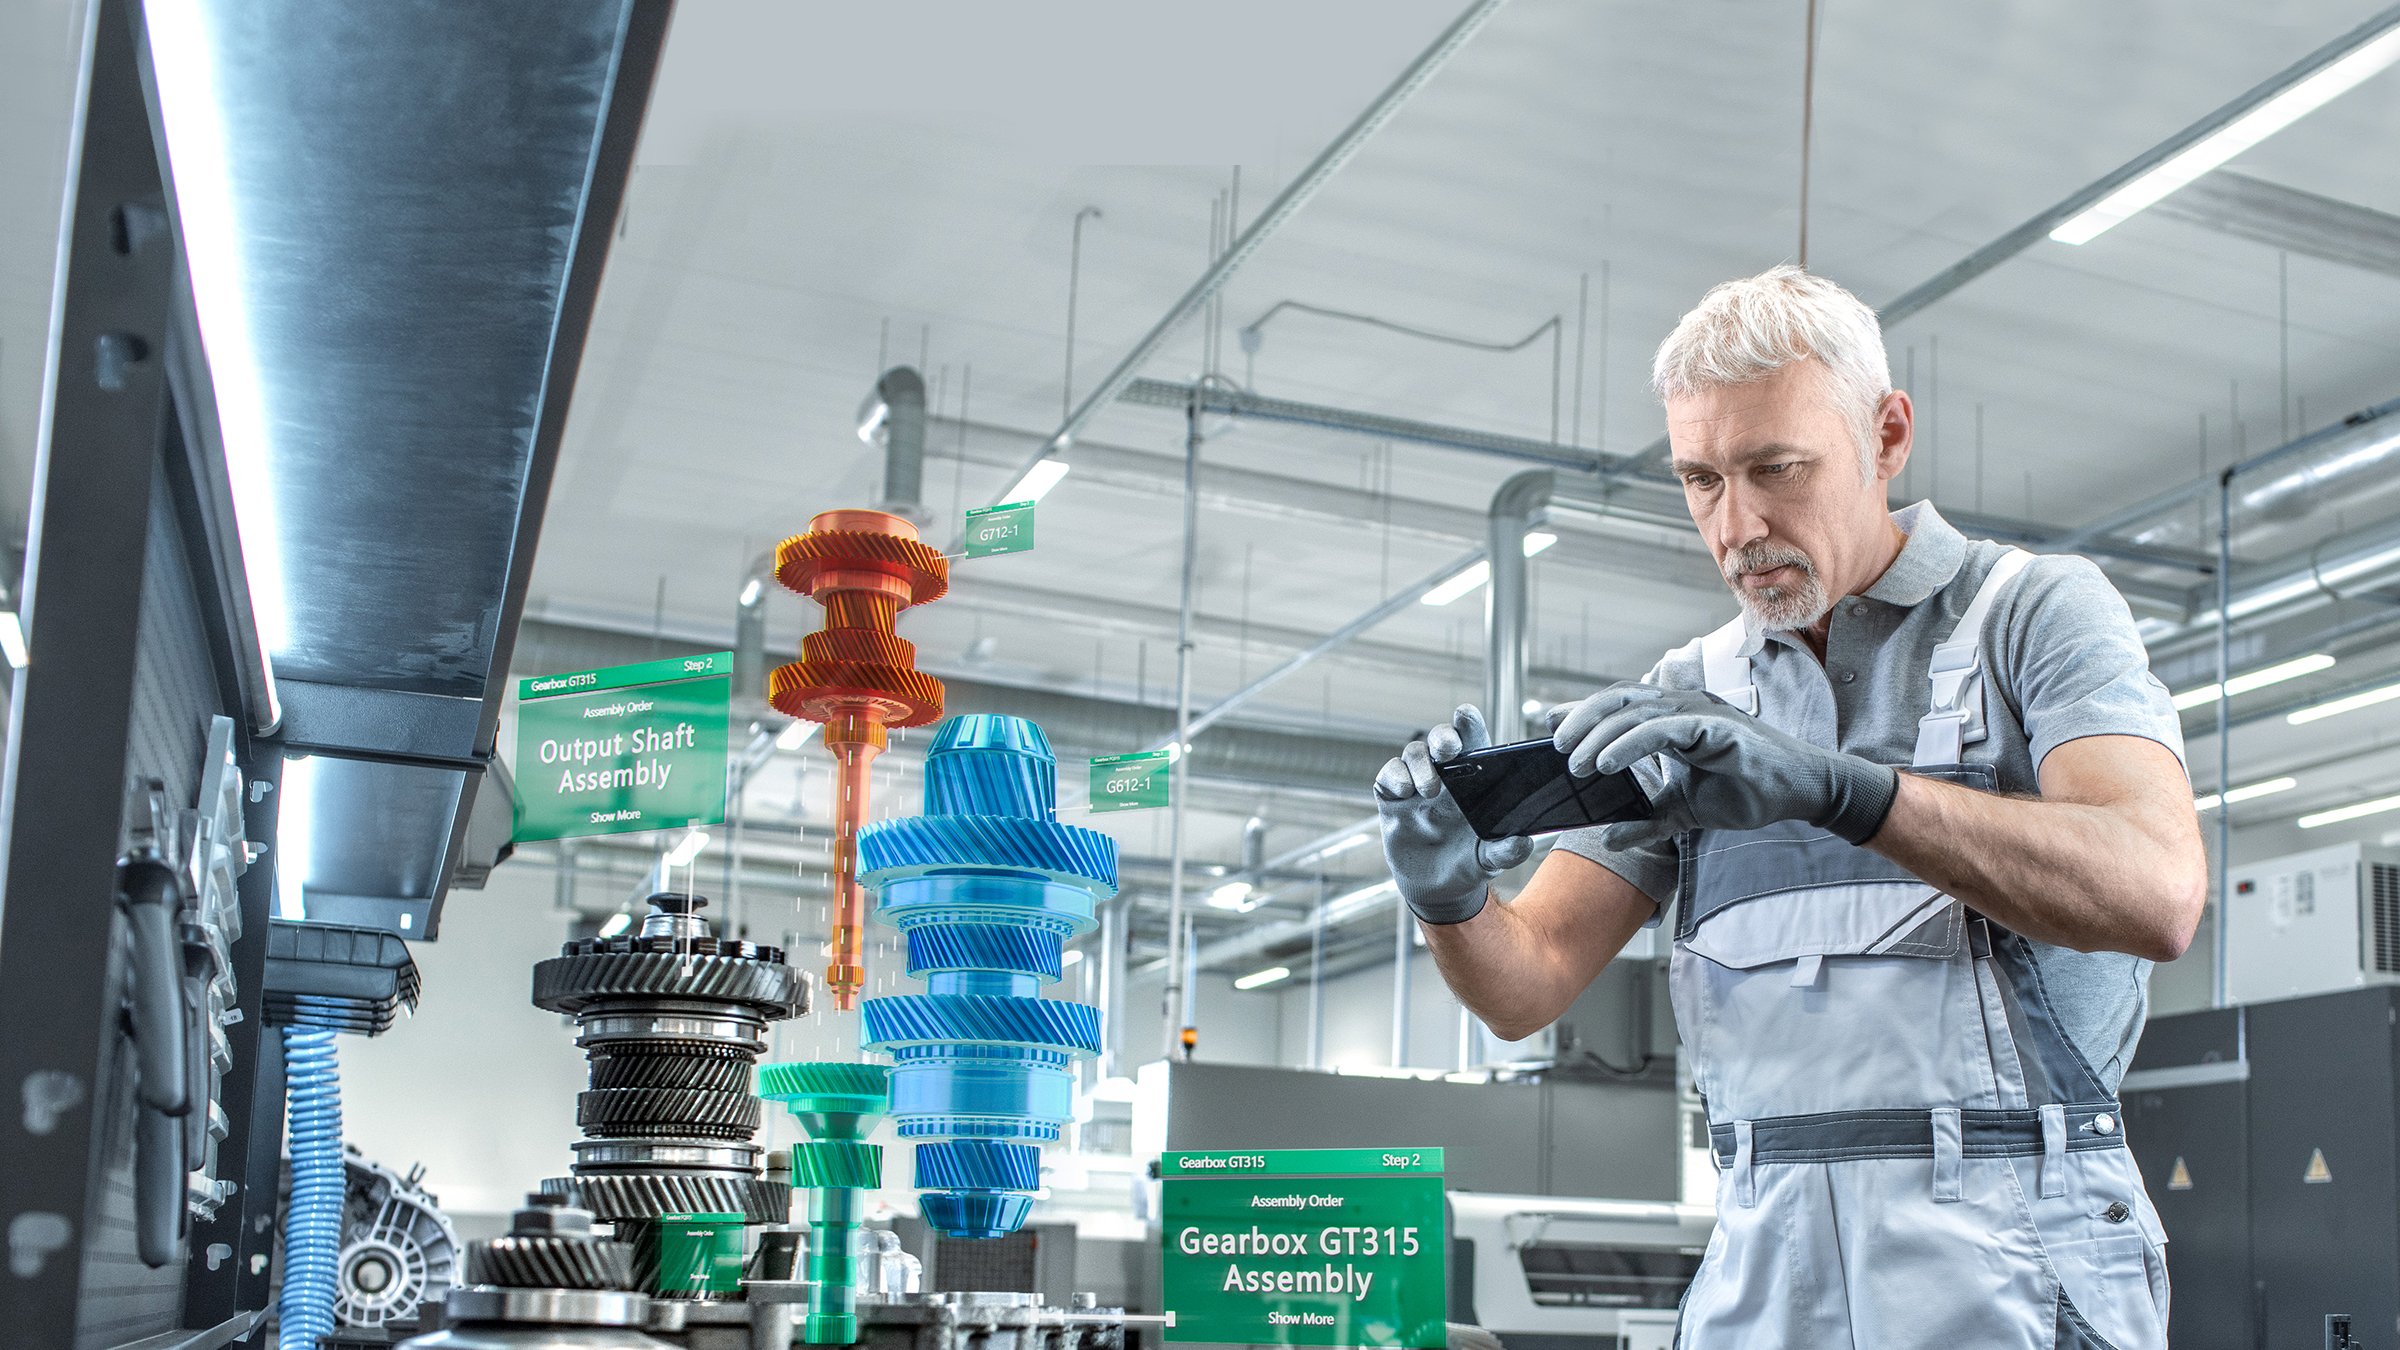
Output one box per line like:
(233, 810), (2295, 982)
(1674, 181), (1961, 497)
(859, 715), (1115, 1237)
(758, 1062), (893, 1345)
(530, 895), (800, 1240)
(466, 1235), (635, 1291)
(769, 508), (954, 1012)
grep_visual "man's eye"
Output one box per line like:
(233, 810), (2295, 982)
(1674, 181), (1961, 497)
(1684, 474), (1719, 490)
(1759, 462), (1791, 476)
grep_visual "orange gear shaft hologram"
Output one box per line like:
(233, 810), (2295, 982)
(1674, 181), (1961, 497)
(768, 509), (949, 1011)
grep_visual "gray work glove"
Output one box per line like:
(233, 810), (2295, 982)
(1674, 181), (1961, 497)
(1374, 705), (1535, 925)
(1550, 683), (1898, 847)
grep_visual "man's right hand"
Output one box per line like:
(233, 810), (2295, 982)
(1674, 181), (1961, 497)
(1374, 705), (1535, 925)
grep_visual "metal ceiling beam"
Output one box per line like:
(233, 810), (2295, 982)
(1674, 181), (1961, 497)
(2154, 171), (2400, 279)
(981, 0), (1511, 515)
(1614, 5), (2400, 480)
(1877, 3), (2400, 330)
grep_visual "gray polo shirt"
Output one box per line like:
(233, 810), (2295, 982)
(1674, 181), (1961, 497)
(1560, 501), (2185, 1091)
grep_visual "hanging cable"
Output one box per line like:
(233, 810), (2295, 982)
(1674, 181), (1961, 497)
(1799, 0), (1822, 266)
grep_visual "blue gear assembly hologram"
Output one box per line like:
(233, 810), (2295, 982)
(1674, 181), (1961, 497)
(858, 715), (1116, 1238)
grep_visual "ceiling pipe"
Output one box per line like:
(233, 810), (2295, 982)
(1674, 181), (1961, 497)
(2148, 515), (2400, 657)
(977, 0), (1510, 522)
(859, 366), (930, 523)
(2056, 395), (2400, 551)
(1488, 469), (1556, 741)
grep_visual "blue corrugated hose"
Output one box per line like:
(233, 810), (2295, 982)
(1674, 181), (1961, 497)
(279, 1027), (342, 1350)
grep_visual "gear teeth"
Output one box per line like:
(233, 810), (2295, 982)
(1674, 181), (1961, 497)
(542, 1175), (790, 1225)
(862, 994), (1102, 1054)
(589, 1049), (756, 1093)
(767, 661), (945, 727)
(788, 1140), (884, 1189)
(921, 1192), (1035, 1240)
(913, 1141), (1040, 1192)
(576, 1088), (763, 1138)
(467, 1235), (635, 1291)
(801, 629), (918, 668)
(904, 926), (1061, 980)
(532, 951), (804, 1017)
(755, 1062), (890, 1102)
(774, 530), (950, 606)
(859, 816), (1118, 893)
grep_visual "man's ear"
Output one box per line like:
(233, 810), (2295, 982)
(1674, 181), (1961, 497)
(1871, 389), (1913, 484)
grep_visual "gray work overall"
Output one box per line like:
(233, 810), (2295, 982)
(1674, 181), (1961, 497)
(1671, 549), (2171, 1348)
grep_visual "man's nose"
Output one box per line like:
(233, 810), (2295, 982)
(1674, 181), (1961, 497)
(1713, 481), (1769, 555)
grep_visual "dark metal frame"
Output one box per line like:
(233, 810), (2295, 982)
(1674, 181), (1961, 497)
(0, 2), (203, 1342)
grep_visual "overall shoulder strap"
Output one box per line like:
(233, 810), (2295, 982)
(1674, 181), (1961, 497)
(1699, 616), (1757, 714)
(1913, 548), (2036, 767)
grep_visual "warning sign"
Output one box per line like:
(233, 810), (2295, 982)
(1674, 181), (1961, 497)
(2304, 1148), (2333, 1184)
(2168, 1157), (2193, 1191)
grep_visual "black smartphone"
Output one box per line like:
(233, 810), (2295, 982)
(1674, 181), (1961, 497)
(1433, 737), (1653, 840)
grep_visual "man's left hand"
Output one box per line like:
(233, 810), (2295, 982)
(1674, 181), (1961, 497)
(1550, 683), (1899, 846)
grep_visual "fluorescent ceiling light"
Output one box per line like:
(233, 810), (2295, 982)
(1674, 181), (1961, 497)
(275, 754), (316, 921)
(1003, 458), (1071, 504)
(663, 828), (710, 867)
(1233, 965), (1291, 990)
(1062, 949), (1085, 968)
(146, 0), (294, 657)
(1422, 561), (1490, 606)
(1421, 533), (1558, 607)
(2195, 776), (2297, 812)
(598, 911), (632, 939)
(1299, 833), (1371, 864)
(1206, 880), (1255, 911)
(2288, 680), (2400, 725)
(0, 611), (24, 669)
(2300, 792), (2400, 830)
(739, 577), (764, 607)
(2171, 653), (2335, 711)
(777, 721), (819, 751)
(2050, 25), (2400, 245)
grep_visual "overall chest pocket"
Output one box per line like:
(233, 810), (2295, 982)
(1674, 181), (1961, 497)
(1674, 763), (1996, 970)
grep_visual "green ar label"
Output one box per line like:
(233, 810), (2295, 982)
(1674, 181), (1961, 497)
(1089, 750), (1172, 812)
(512, 653), (731, 843)
(963, 500), (1036, 558)
(1162, 1149), (1446, 1348)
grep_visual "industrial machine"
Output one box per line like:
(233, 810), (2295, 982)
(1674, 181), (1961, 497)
(330, 1148), (463, 1338)
(2223, 842), (2400, 1005)
(1446, 1194), (1713, 1350)
(392, 714), (1145, 1350)
(2121, 986), (2400, 1350)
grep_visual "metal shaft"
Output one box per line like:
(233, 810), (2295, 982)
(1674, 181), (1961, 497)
(827, 730), (878, 1011)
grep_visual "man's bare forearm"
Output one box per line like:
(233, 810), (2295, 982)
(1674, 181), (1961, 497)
(1421, 852), (1655, 1040)
(1869, 768), (2204, 960)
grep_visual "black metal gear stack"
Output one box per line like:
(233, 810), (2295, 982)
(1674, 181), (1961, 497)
(464, 1193), (636, 1291)
(532, 894), (808, 1240)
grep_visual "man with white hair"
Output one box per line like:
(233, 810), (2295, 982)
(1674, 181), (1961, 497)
(1377, 266), (2204, 1347)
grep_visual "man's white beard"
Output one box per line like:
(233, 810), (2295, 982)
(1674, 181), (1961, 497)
(1722, 542), (1832, 631)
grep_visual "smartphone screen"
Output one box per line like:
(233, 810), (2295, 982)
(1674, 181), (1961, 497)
(1433, 737), (1653, 840)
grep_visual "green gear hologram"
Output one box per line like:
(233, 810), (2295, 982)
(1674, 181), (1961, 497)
(758, 1061), (891, 1345)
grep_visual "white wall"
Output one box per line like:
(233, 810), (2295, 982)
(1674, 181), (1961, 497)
(342, 862), (588, 1217)
(1271, 946), (1480, 1073)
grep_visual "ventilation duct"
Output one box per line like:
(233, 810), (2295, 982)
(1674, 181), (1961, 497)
(857, 366), (929, 522)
